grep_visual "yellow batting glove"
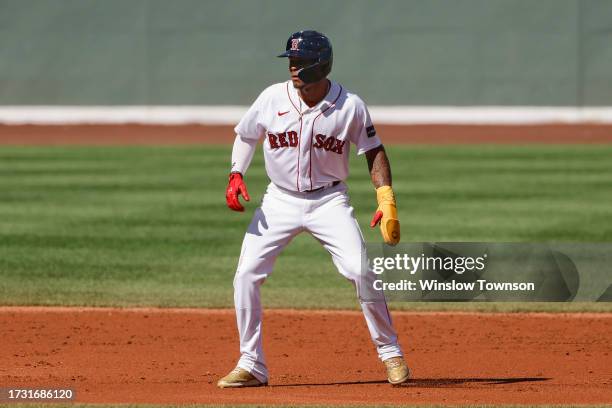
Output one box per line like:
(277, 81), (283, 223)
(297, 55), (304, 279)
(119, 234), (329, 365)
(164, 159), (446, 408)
(370, 186), (400, 245)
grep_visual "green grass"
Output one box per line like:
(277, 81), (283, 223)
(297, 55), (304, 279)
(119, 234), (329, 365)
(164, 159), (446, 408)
(1, 145), (611, 311)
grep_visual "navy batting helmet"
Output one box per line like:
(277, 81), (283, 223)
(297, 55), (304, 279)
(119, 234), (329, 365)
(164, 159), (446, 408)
(278, 30), (333, 84)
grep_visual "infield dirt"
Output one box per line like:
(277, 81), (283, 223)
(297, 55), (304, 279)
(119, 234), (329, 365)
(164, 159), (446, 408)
(1, 307), (610, 405)
(2, 124), (612, 145)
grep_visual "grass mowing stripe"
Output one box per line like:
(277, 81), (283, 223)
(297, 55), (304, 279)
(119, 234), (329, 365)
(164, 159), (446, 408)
(1, 145), (611, 310)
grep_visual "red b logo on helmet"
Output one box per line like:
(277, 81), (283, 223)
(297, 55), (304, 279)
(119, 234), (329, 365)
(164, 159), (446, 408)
(291, 39), (300, 50)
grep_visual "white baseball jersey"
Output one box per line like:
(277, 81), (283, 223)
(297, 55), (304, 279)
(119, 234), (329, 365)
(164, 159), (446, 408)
(235, 80), (382, 192)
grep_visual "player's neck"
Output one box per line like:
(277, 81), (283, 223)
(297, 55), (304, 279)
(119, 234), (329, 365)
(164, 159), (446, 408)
(298, 79), (331, 108)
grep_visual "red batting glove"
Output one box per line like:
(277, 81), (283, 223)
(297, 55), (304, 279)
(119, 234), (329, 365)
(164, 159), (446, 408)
(225, 172), (250, 212)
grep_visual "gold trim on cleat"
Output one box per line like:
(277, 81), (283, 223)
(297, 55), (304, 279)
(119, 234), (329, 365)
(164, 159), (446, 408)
(217, 367), (267, 388)
(384, 356), (411, 385)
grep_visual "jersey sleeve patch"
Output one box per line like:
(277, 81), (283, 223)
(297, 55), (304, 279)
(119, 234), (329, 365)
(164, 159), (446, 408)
(366, 125), (377, 138)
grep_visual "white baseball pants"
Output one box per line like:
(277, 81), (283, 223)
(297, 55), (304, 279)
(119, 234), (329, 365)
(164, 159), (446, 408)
(233, 182), (404, 382)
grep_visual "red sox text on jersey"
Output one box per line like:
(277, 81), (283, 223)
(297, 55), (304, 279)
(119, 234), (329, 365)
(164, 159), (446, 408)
(267, 131), (346, 154)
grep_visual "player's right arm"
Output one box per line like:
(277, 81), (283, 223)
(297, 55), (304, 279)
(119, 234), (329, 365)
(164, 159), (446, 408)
(226, 135), (255, 212)
(225, 85), (273, 212)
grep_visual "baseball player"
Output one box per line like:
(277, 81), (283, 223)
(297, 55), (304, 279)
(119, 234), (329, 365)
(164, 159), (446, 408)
(218, 30), (409, 388)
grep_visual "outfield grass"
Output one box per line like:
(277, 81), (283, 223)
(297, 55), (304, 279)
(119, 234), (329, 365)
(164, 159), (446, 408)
(1, 145), (611, 310)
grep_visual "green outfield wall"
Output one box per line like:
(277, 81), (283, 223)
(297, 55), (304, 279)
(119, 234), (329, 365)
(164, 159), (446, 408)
(0, 0), (610, 106)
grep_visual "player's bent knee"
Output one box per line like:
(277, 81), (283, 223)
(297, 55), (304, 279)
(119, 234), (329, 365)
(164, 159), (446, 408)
(334, 257), (364, 283)
(233, 264), (273, 289)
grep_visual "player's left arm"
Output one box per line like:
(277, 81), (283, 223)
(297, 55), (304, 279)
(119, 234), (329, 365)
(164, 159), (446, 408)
(366, 145), (400, 245)
(365, 145), (391, 188)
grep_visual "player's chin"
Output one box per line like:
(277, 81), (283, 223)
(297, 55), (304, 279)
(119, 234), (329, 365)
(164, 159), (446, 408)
(291, 77), (305, 89)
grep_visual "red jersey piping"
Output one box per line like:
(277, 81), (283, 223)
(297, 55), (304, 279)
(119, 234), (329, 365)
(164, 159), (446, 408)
(287, 82), (303, 191)
(296, 116), (303, 191)
(309, 84), (343, 190)
(286, 82), (301, 115)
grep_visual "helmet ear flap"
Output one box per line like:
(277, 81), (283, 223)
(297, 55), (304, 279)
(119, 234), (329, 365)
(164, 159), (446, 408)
(297, 60), (331, 84)
(319, 47), (333, 76)
(319, 47), (332, 62)
(297, 62), (319, 83)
